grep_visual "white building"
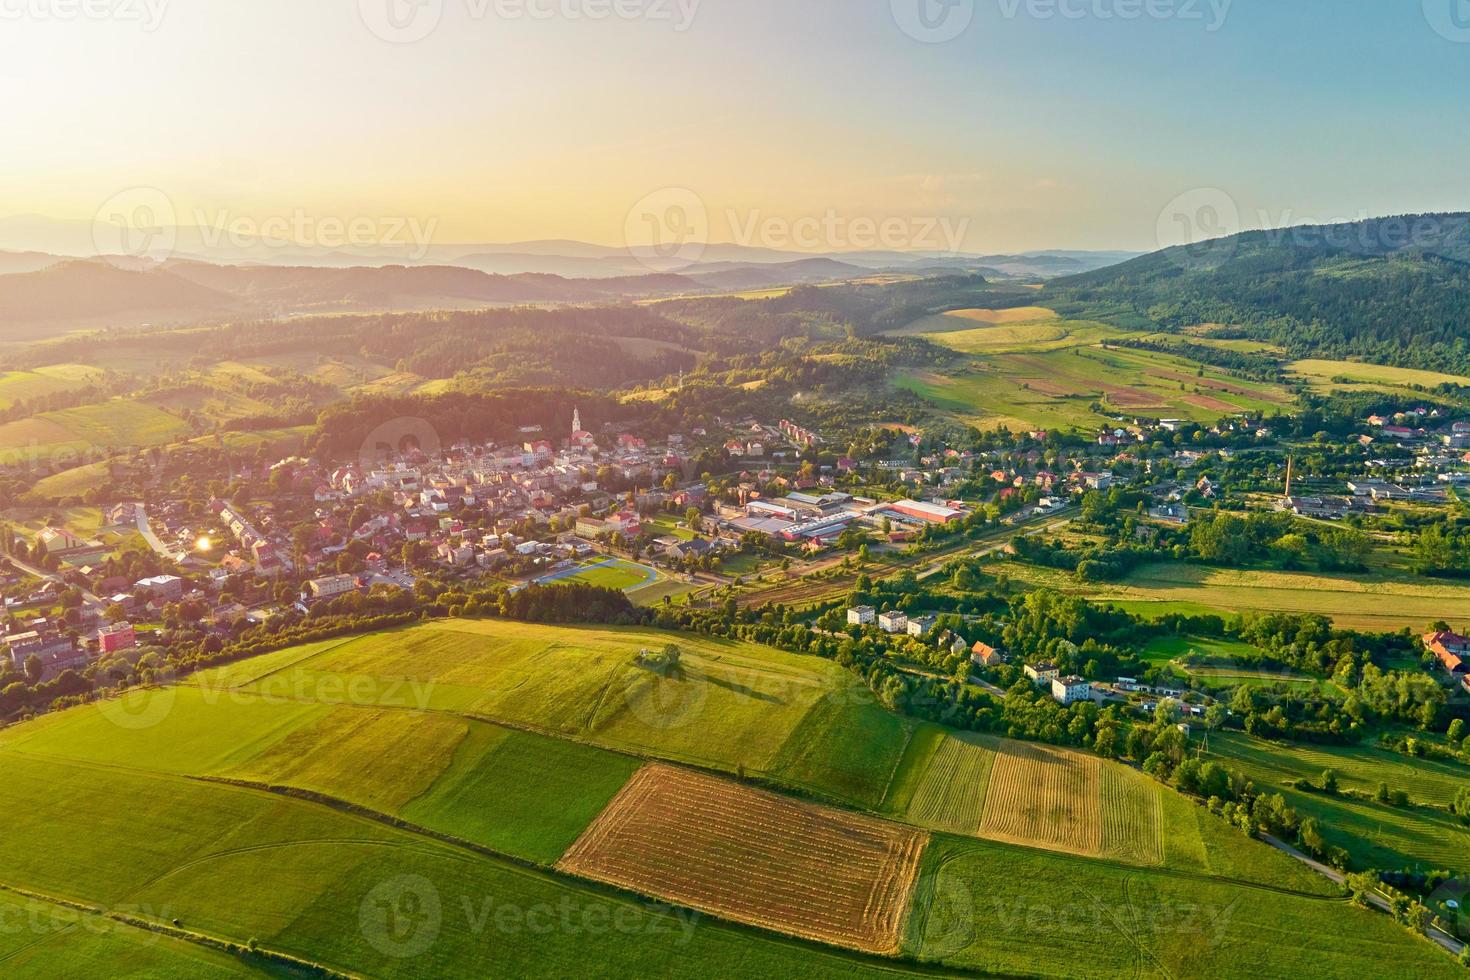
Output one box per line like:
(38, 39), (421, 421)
(305, 574), (359, 599)
(906, 615), (936, 638)
(846, 606), (876, 626)
(878, 611), (909, 634)
(1051, 675), (1092, 705)
(1024, 662), (1060, 685)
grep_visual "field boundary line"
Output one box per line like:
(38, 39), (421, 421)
(176, 775), (985, 978)
(0, 879), (359, 978)
(223, 635), (362, 690)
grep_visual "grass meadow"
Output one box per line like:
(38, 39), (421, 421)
(895, 342), (1292, 433)
(1005, 559), (1470, 632)
(0, 618), (1461, 976)
(904, 834), (1461, 979)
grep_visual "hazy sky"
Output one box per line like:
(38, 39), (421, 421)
(3, 0), (1469, 254)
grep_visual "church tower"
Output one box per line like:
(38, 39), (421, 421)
(572, 407), (582, 435)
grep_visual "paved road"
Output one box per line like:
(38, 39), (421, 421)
(916, 509), (1075, 581)
(1261, 833), (1466, 959)
(135, 505), (185, 562)
(6, 553), (104, 610)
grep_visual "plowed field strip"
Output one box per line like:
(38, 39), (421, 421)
(978, 740), (1102, 856)
(907, 736), (995, 835)
(558, 764), (927, 954)
(1100, 766), (1165, 866)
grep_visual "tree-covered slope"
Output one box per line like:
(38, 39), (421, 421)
(1044, 213), (1470, 373)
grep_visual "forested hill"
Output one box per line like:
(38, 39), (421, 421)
(1043, 213), (1470, 373)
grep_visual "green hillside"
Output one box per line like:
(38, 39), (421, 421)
(1044, 213), (1470, 375)
(0, 618), (1459, 977)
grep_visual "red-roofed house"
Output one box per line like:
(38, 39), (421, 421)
(1424, 631), (1470, 677)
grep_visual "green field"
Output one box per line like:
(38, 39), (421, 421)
(1142, 635), (1339, 693)
(0, 364), (106, 411)
(896, 343), (1292, 432)
(1290, 358), (1470, 394)
(1006, 559), (1470, 632)
(905, 834), (1461, 978)
(0, 887), (267, 977)
(204, 618), (912, 809)
(548, 558), (659, 592)
(1206, 731), (1470, 872)
(0, 618), (1460, 975)
(0, 398), (191, 462)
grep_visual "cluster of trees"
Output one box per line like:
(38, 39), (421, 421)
(1190, 510), (1370, 572)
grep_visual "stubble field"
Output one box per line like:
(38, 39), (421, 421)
(558, 764), (928, 954)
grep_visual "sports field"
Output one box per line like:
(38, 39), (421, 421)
(535, 557), (659, 592)
(1142, 635), (1340, 693)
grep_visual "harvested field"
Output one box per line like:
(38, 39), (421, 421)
(1099, 765), (1164, 865)
(978, 740), (1102, 856)
(558, 764), (928, 954)
(1185, 394), (1237, 412)
(905, 734), (995, 835)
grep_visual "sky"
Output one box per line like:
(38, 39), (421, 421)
(2, 0), (1470, 255)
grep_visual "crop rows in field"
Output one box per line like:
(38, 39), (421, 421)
(558, 764), (928, 954)
(978, 740), (1102, 856)
(906, 735), (996, 835)
(1099, 765), (1164, 865)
